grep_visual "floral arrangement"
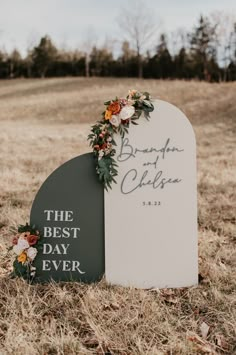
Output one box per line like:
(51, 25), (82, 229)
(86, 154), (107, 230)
(10, 223), (41, 281)
(88, 89), (154, 189)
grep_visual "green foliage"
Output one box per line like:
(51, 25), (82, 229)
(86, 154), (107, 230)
(18, 223), (38, 235)
(88, 92), (154, 190)
(97, 156), (118, 190)
(13, 259), (29, 279)
(11, 223), (41, 282)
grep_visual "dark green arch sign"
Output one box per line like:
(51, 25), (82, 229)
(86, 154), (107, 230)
(30, 153), (104, 283)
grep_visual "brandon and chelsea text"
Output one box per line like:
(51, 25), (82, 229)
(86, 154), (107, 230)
(117, 137), (184, 194)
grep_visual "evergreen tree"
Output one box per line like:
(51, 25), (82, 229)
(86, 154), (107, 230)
(0, 50), (8, 78)
(227, 22), (236, 81)
(115, 41), (137, 77)
(8, 49), (22, 78)
(190, 15), (218, 80)
(174, 47), (190, 79)
(90, 46), (113, 76)
(147, 34), (173, 79)
(31, 36), (58, 78)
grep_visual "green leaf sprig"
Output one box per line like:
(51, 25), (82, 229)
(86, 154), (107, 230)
(88, 90), (154, 190)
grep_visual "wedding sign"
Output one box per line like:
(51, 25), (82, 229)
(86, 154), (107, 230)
(105, 100), (198, 288)
(30, 153), (104, 283)
(12, 91), (198, 290)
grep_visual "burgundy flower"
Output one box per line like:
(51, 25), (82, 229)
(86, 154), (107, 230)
(27, 234), (38, 246)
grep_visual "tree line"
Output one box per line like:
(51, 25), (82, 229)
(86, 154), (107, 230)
(0, 15), (236, 81)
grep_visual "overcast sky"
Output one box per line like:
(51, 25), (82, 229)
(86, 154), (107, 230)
(0, 0), (236, 56)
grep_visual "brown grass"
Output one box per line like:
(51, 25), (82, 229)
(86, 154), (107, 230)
(0, 78), (235, 355)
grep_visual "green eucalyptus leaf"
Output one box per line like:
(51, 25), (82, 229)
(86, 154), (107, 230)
(13, 259), (28, 278)
(88, 90), (155, 189)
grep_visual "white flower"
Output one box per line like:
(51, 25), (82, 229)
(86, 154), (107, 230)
(119, 105), (135, 120)
(13, 244), (23, 255)
(107, 136), (112, 142)
(13, 239), (30, 255)
(98, 150), (104, 160)
(18, 238), (30, 249)
(110, 114), (121, 127)
(27, 247), (38, 261)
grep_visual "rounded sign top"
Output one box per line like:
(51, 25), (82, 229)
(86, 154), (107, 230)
(105, 99), (198, 288)
(30, 153), (105, 283)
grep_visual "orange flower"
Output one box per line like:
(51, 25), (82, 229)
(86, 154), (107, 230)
(105, 110), (112, 120)
(27, 234), (38, 246)
(108, 101), (121, 114)
(18, 252), (27, 264)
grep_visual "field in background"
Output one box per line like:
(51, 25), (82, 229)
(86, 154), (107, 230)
(0, 78), (235, 354)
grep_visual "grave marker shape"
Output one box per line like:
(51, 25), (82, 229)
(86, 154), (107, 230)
(30, 153), (104, 283)
(105, 100), (198, 288)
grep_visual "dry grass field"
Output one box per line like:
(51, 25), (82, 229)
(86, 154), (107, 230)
(0, 78), (235, 355)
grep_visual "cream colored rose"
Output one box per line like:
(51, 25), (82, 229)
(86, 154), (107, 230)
(18, 238), (30, 249)
(110, 114), (121, 127)
(13, 239), (30, 255)
(27, 247), (38, 261)
(119, 105), (135, 120)
(13, 244), (23, 255)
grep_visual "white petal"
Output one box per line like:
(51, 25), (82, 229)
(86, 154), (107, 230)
(13, 245), (23, 255)
(110, 115), (121, 127)
(18, 239), (30, 250)
(27, 247), (38, 261)
(119, 105), (135, 120)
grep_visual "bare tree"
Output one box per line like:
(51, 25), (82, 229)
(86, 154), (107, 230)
(210, 11), (236, 80)
(117, 0), (160, 78)
(25, 30), (41, 77)
(81, 27), (97, 77)
(169, 28), (189, 57)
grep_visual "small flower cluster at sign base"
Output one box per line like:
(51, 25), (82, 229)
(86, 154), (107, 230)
(10, 223), (41, 281)
(88, 89), (154, 189)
